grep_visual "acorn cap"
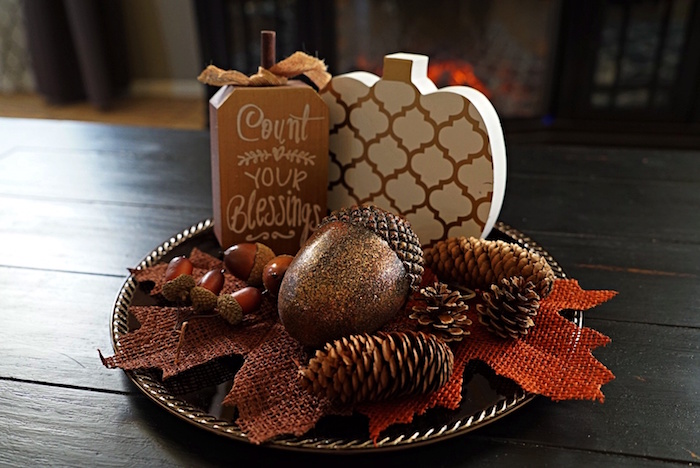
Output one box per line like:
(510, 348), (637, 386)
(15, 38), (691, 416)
(190, 285), (218, 312)
(317, 205), (424, 290)
(250, 243), (275, 286)
(217, 294), (243, 325)
(161, 274), (196, 302)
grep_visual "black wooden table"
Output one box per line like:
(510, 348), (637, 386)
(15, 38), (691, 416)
(0, 117), (697, 466)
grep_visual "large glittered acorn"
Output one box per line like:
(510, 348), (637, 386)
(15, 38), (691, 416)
(278, 205), (424, 347)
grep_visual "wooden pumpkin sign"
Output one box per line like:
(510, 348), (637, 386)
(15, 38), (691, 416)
(207, 33), (329, 254)
(321, 53), (506, 245)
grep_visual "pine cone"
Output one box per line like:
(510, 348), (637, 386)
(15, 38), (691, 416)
(409, 282), (472, 342)
(424, 237), (555, 298)
(300, 331), (453, 404)
(161, 274), (196, 302)
(476, 276), (540, 339)
(318, 205), (424, 290)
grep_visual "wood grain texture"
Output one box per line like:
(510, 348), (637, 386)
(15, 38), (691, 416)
(507, 145), (700, 183)
(513, 232), (700, 327)
(0, 118), (207, 158)
(478, 319), (700, 464)
(0, 196), (210, 276)
(0, 267), (132, 392)
(0, 147), (211, 209)
(0, 380), (679, 468)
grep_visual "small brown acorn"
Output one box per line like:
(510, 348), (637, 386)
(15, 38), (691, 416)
(223, 243), (275, 287)
(278, 205), (424, 347)
(191, 269), (225, 312)
(164, 256), (193, 282)
(161, 274), (195, 302)
(217, 287), (262, 325)
(198, 268), (225, 295)
(262, 254), (294, 296)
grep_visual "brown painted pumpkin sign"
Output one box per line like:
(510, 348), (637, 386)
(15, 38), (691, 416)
(321, 53), (506, 245)
(209, 82), (329, 255)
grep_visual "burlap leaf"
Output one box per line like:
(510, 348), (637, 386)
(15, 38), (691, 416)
(197, 51), (331, 89)
(461, 279), (616, 402)
(102, 249), (278, 379)
(356, 277), (616, 440)
(223, 323), (346, 443)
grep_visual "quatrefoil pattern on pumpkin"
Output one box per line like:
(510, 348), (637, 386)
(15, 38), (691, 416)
(322, 54), (505, 246)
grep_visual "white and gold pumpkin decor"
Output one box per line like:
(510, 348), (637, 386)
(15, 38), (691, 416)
(321, 53), (506, 245)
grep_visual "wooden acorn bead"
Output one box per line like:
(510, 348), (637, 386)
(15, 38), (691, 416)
(191, 269), (225, 312)
(223, 242), (275, 287)
(262, 254), (294, 296)
(197, 269), (225, 295)
(164, 256), (193, 282)
(161, 256), (195, 302)
(217, 287), (262, 325)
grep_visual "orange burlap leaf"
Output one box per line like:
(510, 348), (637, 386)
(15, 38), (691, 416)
(357, 279), (617, 441)
(464, 279), (617, 402)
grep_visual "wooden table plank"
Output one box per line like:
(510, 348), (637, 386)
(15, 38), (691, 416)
(0, 380), (677, 467)
(0, 146), (211, 210)
(477, 319), (700, 464)
(0, 118), (209, 159)
(500, 173), (700, 243)
(0, 196), (210, 276)
(507, 145), (700, 183)
(515, 232), (700, 327)
(0, 267), (131, 392)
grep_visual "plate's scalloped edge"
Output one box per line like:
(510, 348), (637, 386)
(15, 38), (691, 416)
(110, 219), (579, 452)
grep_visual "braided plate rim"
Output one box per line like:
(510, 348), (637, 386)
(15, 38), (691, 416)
(110, 219), (579, 452)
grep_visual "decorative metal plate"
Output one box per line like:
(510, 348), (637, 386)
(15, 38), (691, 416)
(110, 219), (574, 452)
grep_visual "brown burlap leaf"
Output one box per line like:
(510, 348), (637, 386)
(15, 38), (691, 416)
(101, 300), (276, 379)
(102, 248), (278, 380)
(223, 323), (346, 444)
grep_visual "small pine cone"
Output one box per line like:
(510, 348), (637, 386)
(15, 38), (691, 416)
(217, 295), (243, 325)
(409, 282), (472, 342)
(190, 286), (218, 312)
(424, 237), (555, 298)
(476, 276), (540, 339)
(318, 205), (424, 290)
(300, 331), (453, 404)
(161, 274), (196, 302)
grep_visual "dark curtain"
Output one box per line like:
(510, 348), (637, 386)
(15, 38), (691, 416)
(23, 0), (130, 109)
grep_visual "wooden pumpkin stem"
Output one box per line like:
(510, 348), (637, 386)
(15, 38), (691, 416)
(261, 30), (276, 70)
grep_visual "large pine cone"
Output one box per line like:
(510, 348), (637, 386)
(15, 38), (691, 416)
(476, 276), (540, 339)
(424, 237), (555, 298)
(318, 205), (424, 290)
(409, 282), (472, 342)
(300, 331), (453, 404)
